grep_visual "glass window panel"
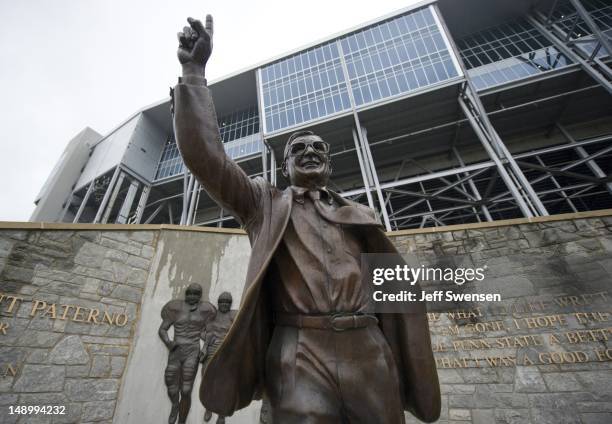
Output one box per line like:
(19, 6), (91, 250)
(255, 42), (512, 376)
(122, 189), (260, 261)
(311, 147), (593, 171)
(388, 20), (401, 38)
(422, 8), (435, 26)
(372, 26), (383, 43)
(341, 91), (351, 108)
(323, 45), (332, 61)
(423, 35), (436, 53)
(414, 38), (427, 56)
(364, 28), (375, 45)
(413, 10), (426, 28)
(414, 67), (428, 86)
(324, 97), (334, 115)
(301, 104), (310, 122)
(396, 16), (408, 34)
(348, 35), (358, 52)
(315, 48), (324, 63)
(352, 87), (363, 105)
(423, 65), (438, 84)
(380, 22), (392, 40)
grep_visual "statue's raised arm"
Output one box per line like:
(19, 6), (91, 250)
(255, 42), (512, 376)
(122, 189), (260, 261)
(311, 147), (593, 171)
(173, 14), (262, 226)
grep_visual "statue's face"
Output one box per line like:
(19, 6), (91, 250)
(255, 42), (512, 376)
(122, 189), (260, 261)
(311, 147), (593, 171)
(218, 300), (231, 313)
(185, 288), (202, 306)
(282, 135), (331, 188)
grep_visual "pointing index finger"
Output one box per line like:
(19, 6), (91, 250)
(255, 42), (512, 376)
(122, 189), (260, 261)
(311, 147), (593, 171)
(205, 14), (213, 37)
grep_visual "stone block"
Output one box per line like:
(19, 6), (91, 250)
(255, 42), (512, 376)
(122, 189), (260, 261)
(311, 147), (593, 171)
(449, 409), (471, 420)
(580, 413), (612, 424)
(494, 408), (531, 424)
(25, 348), (49, 364)
(0, 394), (19, 405)
(472, 409), (495, 424)
(66, 364), (91, 378)
(110, 285), (141, 303)
(3, 265), (34, 283)
(130, 231), (155, 244)
(530, 408), (581, 424)
(514, 366), (547, 393)
(575, 371), (612, 397)
(528, 393), (595, 409)
(101, 232), (130, 244)
(542, 372), (582, 392)
(110, 356), (126, 377)
(125, 268), (148, 287)
(87, 344), (129, 356)
(13, 365), (65, 392)
(74, 242), (106, 268)
(81, 400), (115, 421)
(65, 379), (119, 401)
(48, 335), (89, 365)
(53, 403), (82, 423)
(17, 331), (62, 348)
(18, 393), (67, 405)
(141, 245), (155, 259)
(99, 238), (140, 256)
(90, 355), (111, 377)
(126, 255), (149, 270)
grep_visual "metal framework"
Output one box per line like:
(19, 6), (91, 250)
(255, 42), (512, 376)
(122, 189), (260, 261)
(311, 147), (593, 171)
(56, 1), (612, 230)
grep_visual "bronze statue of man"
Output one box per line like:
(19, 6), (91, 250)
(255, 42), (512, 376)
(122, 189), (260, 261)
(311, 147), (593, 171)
(173, 14), (441, 423)
(202, 292), (236, 424)
(159, 283), (216, 424)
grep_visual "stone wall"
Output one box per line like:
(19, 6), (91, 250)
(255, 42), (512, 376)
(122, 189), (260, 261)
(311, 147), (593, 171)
(0, 229), (157, 423)
(1, 211), (611, 424)
(390, 213), (612, 424)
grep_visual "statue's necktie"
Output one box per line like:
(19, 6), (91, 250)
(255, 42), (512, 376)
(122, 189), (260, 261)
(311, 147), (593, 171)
(306, 190), (381, 227)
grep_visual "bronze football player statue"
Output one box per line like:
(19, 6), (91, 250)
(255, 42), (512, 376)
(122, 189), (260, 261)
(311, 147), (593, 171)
(202, 292), (236, 424)
(173, 14), (441, 424)
(159, 284), (216, 424)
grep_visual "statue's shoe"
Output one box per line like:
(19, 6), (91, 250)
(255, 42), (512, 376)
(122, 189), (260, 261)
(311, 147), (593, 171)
(204, 410), (212, 422)
(217, 417), (225, 424)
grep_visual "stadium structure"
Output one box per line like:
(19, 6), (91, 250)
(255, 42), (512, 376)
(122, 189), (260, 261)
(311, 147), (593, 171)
(32, 0), (612, 231)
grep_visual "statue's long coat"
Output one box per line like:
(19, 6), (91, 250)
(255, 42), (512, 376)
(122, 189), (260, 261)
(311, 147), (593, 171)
(173, 82), (441, 423)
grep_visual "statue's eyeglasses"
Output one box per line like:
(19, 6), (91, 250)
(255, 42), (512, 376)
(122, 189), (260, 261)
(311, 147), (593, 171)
(289, 140), (330, 156)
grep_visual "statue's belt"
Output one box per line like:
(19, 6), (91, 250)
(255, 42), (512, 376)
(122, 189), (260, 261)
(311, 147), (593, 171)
(274, 312), (378, 332)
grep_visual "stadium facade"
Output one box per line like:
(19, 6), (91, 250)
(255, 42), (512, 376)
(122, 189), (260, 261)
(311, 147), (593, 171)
(31, 0), (612, 231)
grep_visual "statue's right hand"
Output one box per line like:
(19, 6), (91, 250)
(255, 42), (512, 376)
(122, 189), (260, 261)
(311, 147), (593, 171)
(177, 14), (213, 73)
(168, 341), (179, 351)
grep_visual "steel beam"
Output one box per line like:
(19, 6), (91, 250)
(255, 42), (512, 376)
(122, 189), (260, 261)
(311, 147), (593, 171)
(453, 147), (492, 221)
(535, 155), (578, 212)
(101, 172), (126, 224)
(181, 172), (195, 225)
(116, 180), (140, 224)
(186, 181), (200, 226)
(72, 182), (94, 223)
(569, 0), (612, 59)
(144, 201), (165, 224)
(528, 14), (612, 94)
(557, 124), (612, 195)
(93, 166), (121, 223)
(133, 185), (151, 224)
(463, 85), (549, 216)
(351, 128), (375, 209)
(458, 95), (535, 217)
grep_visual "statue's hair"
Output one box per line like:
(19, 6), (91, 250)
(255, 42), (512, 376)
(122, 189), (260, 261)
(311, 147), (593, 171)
(218, 291), (233, 303)
(185, 283), (202, 294)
